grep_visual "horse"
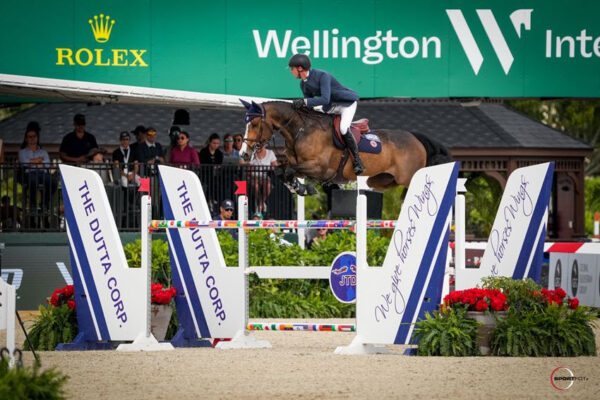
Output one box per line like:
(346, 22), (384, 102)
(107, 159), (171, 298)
(239, 100), (451, 195)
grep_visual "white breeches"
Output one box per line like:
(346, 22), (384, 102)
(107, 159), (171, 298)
(326, 101), (357, 135)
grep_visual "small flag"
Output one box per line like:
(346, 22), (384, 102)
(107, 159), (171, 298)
(234, 180), (247, 195)
(138, 177), (150, 193)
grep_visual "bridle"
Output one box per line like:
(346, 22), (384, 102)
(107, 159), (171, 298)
(244, 118), (270, 155)
(243, 101), (302, 159)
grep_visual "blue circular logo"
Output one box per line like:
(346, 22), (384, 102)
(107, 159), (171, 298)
(329, 252), (357, 303)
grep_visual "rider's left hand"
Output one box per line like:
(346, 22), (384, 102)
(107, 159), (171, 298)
(292, 99), (305, 109)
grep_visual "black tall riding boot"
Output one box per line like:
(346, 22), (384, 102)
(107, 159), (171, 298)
(343, 132), (365, 175)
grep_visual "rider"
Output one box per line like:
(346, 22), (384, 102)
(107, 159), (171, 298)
(288, 53), (365, 175)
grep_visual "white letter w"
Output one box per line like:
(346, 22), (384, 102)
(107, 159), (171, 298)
(253, 30), (291, 58)
(446, 9), (533, 75)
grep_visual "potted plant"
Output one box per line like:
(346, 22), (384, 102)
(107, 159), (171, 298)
(150, 283), (177, 341)
(25, 285), (78, 351)
(442, 287), (508, 354)
(412, 306), (481, 356)
(483, 278), (596, 357)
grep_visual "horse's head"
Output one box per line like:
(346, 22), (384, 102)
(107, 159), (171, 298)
(239, 99), (274, 162)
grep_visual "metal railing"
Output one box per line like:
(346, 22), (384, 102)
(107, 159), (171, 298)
(0, 162), (294, 232)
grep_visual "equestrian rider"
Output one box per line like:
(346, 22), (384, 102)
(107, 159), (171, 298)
(288, 53), (365, 175)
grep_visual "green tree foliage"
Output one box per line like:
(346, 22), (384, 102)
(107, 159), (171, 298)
(463, 173), (503, 239)
(584, 177), (600, 236)
(507, 100), (600, 176)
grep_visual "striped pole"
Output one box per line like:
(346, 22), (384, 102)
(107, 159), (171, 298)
(150, 219), (397, 230)
(594, 212), (599, 242)
(247, 323), (355, 332)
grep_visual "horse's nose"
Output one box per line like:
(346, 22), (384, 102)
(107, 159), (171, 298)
(241, 152), (250, 162)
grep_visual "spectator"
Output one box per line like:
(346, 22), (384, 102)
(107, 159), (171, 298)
(233, 133), (244, 152)
(199, 133), (223, 212)
(1, 195), (21, 230)
(212, 199), (237, 240)
(87, 148), (112, 184)
(165, 126), (181, 162)
(198, 133), (224, 165)
(222, 133), (240, 164)
(309, 227), (329, 249)
(112, 131), (139, 187)
(129, 125), (146, 160)
(59, 114), (98, 163)
(169, 131), (199, 167)
(135, 126), (165, 176)
(18, 121), (57, 213)
(248, 143), (279, 214)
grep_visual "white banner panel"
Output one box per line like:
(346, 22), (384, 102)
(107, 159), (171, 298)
(158, 165), (245, 339)
(60, 165), (145, 341)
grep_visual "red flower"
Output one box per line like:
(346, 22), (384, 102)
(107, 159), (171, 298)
(62, 285), (74, 298)
(67, 300), (76, 310)
(490, 296), (505, 311)
(554, 287), (566, 299)
(475, 299), (489, 311)
(49, 292), (60, 307)
(151, 283), (177, 305)
(568, 298), (579, 309)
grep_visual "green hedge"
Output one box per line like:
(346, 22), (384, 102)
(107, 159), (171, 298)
(124, 230), (390, 319)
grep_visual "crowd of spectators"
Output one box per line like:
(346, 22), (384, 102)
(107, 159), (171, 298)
(7, 111), (282, 230)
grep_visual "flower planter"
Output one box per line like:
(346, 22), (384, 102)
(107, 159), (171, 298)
(150, 304), (173, 341)
(466, 311), (506, 355)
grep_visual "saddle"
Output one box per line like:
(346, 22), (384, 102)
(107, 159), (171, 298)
(324, 115), (382, 184)
(331, 115), (381, 154)
(332, 115), (370, 146)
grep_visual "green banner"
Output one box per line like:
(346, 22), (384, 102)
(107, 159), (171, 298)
(1, 0), (599, 98)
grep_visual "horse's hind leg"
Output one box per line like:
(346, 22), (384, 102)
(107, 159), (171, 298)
(366, 173), (397, 191)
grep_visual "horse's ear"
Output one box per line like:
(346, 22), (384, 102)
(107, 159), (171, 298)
(239, 98), (251, 110)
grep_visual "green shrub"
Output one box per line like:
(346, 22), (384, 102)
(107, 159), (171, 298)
(413, 307), (480, 356)
(25, 304), (78, 351)
(483, 277), (597, 357)
(124, 239), (171, 285)
(490, 306), (597, 357)
(0, 357), (68, 400)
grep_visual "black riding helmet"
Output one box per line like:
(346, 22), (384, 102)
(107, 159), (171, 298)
(288, 53), (311, 70)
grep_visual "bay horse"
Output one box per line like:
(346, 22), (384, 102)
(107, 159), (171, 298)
(239, 100), (451, 195)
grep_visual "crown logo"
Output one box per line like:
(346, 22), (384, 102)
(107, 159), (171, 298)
(88, 14), (115, 43)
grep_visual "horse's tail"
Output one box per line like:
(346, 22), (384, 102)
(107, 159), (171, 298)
(411, 132), (452, 166)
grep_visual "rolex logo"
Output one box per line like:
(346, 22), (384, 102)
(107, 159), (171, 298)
(89, 14), (115, 43)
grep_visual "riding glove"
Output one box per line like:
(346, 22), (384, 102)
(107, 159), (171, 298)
(292, 99), (306, 109)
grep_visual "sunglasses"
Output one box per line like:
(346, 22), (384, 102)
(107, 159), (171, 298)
(225, 208), (233, 212)
(178, 136), (187, 141)
(235, 138), (242, 142)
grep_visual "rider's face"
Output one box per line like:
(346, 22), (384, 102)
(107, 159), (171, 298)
(290, 66), (302, 79)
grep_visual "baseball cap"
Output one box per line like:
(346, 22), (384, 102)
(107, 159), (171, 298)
(73, 113), (86, 125)
(224, 137), (234, 142)
(252, 212), (263, 220)
(119, 131), (130, 140)
(131, 125), (146, 135)
(221, 199), (234, 210)
(146, 127), (157, 135)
